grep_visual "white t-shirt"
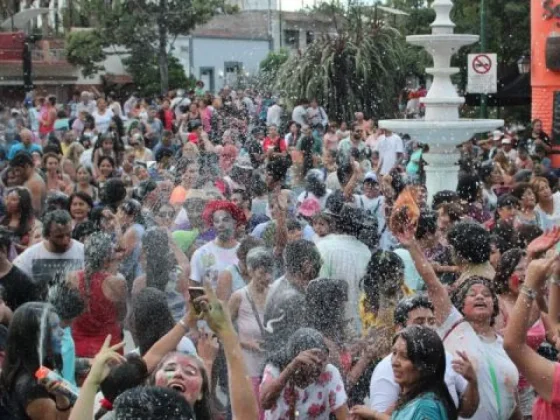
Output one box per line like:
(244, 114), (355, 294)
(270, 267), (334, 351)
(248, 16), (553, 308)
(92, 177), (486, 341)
(291, 105), (308, 126)
(79, 148), (94, 170)
(14, 240), (85, 295)
(261, 363), (347, 420)
(536, 191), (560, 231)
(438, 307), (519, 420)
(190, 241), (239, 289)
(267, 104), (283, 127)
(93, 109), (114, 134)
(375, 133), (404, 175)
(317, 234), (371, 333)
(369, 351), (468, 413)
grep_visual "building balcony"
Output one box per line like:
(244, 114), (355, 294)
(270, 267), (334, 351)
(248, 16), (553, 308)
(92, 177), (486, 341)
(0, 33), (76, 85)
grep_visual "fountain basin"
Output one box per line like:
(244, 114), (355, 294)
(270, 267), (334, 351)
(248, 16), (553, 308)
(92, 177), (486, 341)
(378, 119), (504, 148)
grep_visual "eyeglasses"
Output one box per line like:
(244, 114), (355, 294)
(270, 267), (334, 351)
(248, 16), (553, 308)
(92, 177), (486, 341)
(157, 211), (175, 218)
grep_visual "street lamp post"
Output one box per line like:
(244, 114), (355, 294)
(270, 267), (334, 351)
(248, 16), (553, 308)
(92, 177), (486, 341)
(479, 0), (487, 118)
(517, 55), (531, 75)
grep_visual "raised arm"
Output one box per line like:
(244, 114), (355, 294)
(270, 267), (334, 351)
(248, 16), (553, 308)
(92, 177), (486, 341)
(143, 311), (196, 373)
(198, 283), (258, 420)
(395, 229), (452, 325)
(69, 336), (125, 420)
(503, 257), (558, 403)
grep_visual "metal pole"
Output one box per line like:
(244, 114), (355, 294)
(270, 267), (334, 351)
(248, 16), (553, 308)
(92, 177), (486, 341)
(479, 0), (487, 118)
(267, 0), (272, 50)
(279, 0), (283, 48)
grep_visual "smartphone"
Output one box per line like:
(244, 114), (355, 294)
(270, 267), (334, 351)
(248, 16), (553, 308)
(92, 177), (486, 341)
(188, 287), (205, 313)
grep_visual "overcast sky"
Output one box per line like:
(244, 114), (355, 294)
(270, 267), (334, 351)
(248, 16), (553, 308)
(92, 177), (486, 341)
(281, 0), (383, 11)
(282, 0), (315, 11)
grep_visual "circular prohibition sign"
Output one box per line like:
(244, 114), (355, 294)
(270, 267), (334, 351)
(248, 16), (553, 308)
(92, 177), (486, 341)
(472, 54), (492, 75)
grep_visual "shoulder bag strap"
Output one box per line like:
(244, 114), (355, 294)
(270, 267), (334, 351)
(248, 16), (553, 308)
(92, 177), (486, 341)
(245, 289), (266, 337)
(442, 318), (467, 343)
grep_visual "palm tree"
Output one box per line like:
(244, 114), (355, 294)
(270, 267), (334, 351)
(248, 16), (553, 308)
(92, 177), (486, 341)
(275, 6), (423, 123)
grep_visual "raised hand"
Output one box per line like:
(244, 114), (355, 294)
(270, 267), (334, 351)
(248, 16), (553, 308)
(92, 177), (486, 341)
(194, 282), (235, 337)
(527, 226), (560, 257)
(85, 335), (125, 387)
(452, 350), (477, 383)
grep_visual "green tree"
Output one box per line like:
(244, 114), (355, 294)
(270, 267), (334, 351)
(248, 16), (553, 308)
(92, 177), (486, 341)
(258, 48), (290, 92)
(65, 0), (236, 94)
(274, 4), (422, 122)
(124, 49), (190, 97)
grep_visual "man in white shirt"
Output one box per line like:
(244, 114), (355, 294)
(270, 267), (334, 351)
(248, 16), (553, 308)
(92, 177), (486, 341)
(291, 99), (309, 126)
(14, 210), (85, 300)
(502, 137), (517, 162)
(360, 295), (479, 419)
(375, 129), (404, 175)
(266, 99), (283, 127)
(318, 201), (371, 332)
(76, 91), (96, 116)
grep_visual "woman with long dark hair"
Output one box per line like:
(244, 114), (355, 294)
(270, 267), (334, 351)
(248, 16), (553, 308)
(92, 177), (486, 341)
(69, 232), (126, 358)
(1, 187), (35, 254)
(129, 287), (195, 356)
(390, 326), (458, 419)
(0, 302), (67, 419)
(67, 192), (94, 228)
(511, 182), (541, 228)
(72, 165), (98, 203)
(95, 156), (116, 190)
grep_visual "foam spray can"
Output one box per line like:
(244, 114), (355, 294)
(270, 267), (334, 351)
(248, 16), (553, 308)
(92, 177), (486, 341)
(35, 366), (79, 405)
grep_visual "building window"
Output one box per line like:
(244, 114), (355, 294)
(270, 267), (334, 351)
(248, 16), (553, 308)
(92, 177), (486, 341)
(306, 31), (314, 45)
(224, 62), (241, 74)
(284, 30), (299, 49)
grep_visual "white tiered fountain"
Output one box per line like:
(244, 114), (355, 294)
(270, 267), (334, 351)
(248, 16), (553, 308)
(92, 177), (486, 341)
(378, 0), (503, 198)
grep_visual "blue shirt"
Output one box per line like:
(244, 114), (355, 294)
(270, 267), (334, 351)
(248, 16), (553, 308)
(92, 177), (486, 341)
(8, 142), (42, 160)
(61, 327), (77, 386)
(392, 393), (448, 420)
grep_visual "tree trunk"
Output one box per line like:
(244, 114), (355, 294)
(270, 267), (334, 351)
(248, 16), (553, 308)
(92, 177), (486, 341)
(158, 0), (169, 95)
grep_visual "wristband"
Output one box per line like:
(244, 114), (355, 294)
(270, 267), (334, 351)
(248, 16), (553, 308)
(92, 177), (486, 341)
(178, 319), (189, 331)
(520, 285), (537, 300)
(550, 276), (560, 286)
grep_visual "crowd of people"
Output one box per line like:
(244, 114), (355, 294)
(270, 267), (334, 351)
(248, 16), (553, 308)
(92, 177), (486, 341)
(0, 86), (558, 420)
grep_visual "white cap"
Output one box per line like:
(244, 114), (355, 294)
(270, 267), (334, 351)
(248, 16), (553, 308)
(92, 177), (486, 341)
(492, 130), (504, 141)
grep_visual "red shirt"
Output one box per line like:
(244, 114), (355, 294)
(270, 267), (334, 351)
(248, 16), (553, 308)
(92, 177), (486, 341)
(533, 363), (560, 419)
(262, 136), (287, 153)
(162, 109), (174, 131)
(72, 271), (122, 358)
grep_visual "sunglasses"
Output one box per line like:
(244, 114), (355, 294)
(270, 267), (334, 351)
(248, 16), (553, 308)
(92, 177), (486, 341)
(157, 211), (175, 218)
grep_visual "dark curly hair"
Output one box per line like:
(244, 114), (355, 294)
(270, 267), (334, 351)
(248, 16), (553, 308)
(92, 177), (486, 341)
(493, 248), (525, 295)
(447, 221), (490, 264)
(362, 250), (405, 314)
(450, 276), (500, 326)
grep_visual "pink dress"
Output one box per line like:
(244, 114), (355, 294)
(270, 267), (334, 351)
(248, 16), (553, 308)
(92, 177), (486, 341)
(201, 107), (212, 133)
(533, 363), (560, 419)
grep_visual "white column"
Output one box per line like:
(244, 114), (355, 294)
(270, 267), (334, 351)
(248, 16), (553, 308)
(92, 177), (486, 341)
(423, 149), (460, 203)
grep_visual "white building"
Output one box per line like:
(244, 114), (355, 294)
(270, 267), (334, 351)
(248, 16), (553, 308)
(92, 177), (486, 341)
(172, 10), (335, 92)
